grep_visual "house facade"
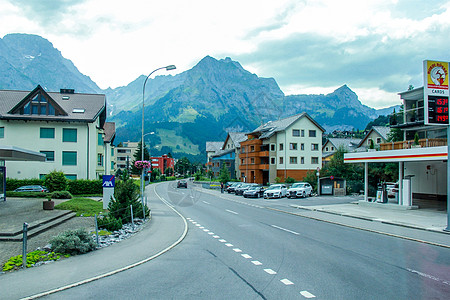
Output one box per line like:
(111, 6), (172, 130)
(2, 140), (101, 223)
(0, 85), (114, 180)
(115, 141), (139, 172)
(239, 113), (324, 185)
(150, 154), (175, 175)
(322, 137), (361, 165)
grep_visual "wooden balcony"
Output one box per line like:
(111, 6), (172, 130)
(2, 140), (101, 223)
(240, 164), (270, 170)
(380, 138), (447, 151)
(239, 151), (269, 159)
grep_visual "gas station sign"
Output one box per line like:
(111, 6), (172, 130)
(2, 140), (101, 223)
(424, 60), (449, 125)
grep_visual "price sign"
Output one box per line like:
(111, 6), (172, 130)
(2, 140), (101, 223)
(427, 96), (449, 125)
(424, 60), (449, 125)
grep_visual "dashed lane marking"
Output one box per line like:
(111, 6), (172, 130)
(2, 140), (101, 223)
(241, 254), (252, 259)
(251, 261), (262, 266)
(208, 232), (214, 235)
(213, 235), (220, 238)
(281, 279), (294, 285)
(233, 248), (242, 253)
(264, 269), (277, 275)
(226, 209), (239, 215)
(225, 243), (234, 247)
(202, 201), (210, 204)
(203, 229), (209, 232)
(300, 291), (316, 298)
(219, 239), (227, 243)
(271, 224), (300, 235)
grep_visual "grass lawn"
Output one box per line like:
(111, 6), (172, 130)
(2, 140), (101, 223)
(55, 197), (106, 216)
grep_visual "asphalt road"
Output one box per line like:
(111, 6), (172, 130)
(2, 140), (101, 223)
(45, 182), (450, 299)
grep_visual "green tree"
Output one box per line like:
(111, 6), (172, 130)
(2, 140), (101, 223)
(175, 157), (191, 176)
(218, 164), (230, 183)
(44, 170), (68, 192)
(109, 179), (149, 223)
(131, 140), (150, 175)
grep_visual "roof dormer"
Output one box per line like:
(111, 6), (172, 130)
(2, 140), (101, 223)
(8, 85), (67, 116)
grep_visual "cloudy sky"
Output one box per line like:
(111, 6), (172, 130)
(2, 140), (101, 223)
(1, 0), (449, 109)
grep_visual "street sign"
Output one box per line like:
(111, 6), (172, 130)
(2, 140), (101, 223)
(330, 175), (334, 180)
(102, 175), (115, 188)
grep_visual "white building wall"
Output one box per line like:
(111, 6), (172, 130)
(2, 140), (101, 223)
(405, 161), (447, 195)
(1, 119), (102, 179)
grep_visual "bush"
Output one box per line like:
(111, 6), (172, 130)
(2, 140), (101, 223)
(347, 180), (364, 194)
(50, 228), (97, 255)
(50, 190), (73, 199)
(67, 179), (102, 195)
(98, 215), (123, 231)
(6, 178), (44, 191)
(6, 191), (48, 198)
(2, 250), (67, 271)
(45, 171), (68, 192)
(285, 177), (295, 184)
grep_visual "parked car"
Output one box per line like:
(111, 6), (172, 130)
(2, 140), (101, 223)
(227, 182), (243, 193)
(263, 184), (287, 199)
(235, 183), (259, 195)
(243, 185), (265, 198)
(387, 182), (399, 198)
(287, 182), (313, 198)
(14, 185), (49, 193)
(177, 180), (188, 188)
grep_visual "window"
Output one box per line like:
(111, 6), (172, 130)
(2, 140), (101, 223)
(301, 130), (305, 137)
(311, 143), (319, 151)
(39, 174), (46, 180)
(279, 157), (284, 164)
(241, 159), (245, 164)
(0, 127), (4, 138)
(290, 157), (298, 164)
(325, 147), (329, 151)
(65, 175), (77, 180)
(367, 138), (373, 146)
(270, 157), (276, 164)
(311, 157), (319, 164)
(331, 147), (335, 151)
(309, 130), (316, 137)
(111, 161), (115, 169)
(289, 143), (297, 150)
(376, 137), (382, 144)
(250, 158), (255, 164)
(98, 133), (104, 146)
(301, 157), (305, 164)
(270, 144), (276, 151)
(111, 148), (114, 157)
(40, 128), (55, 139)
(292, 129), (300, 137)
(20, 93), (58, 116)
(301, 143), (304, 150)
(63, 128), (77, 142)
(62, 151), (77, 165)
(40, 151), (55, 162)
(97, 154), (103, 166)
(279, 143), (284, 151)
(250, 145), (255, 152)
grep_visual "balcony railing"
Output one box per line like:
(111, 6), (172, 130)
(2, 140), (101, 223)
(239, 151), (269, 159)
(239, 164), (269, 170)
(389, 107), (424, 127)
(380, 138), (447, 150)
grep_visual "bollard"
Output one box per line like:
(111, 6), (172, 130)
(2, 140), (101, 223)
(130, 205), (135, 229)
(142, 198), (146, 220)
(94, 214), (99, 246)
(22, 222), (28, 269)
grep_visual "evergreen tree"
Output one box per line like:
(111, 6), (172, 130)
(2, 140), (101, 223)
(131, 140), (150, 175)
(218, 164), (230, 183)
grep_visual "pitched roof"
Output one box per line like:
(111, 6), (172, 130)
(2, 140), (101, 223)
(224, 132), (247, 148)
(357, 126), (391, 148)
(323, 138), (361, 152)
(206, 141), (223, 152)
(250, 113), (325, 139)
(103, 122), (116, 143)
(0, 85), (106, 123)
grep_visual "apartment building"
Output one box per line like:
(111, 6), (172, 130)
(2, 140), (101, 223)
(0, 85), (114, 179)
(115, 141), (139, 172)
(239, 113), (324, 185)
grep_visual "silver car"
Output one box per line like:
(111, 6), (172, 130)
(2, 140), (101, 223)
(287, 182), (313, 198)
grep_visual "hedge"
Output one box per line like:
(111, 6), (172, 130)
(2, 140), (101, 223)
(6, 178), (102, 195)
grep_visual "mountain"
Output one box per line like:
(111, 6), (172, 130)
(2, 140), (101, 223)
(0, 33), (100, 93)
(0, 34), (390, 162)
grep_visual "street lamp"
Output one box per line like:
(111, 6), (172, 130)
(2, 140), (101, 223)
(141, 65), (176, 202)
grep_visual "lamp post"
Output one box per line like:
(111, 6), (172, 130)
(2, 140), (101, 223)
(142, 65), (176, 202)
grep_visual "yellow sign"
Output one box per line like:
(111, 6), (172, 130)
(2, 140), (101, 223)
(425, 60), (449, 89)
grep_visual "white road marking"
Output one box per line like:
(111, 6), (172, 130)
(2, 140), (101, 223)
(251, 261), (262, 266)
(225, 243), (233, 247)
(300, 291), (316, 298)
(406, 268), (450, 286)
(203, 201), (210, 204)
(199, 226), (204, 229)
(195, 224), (200, 227)
(192, 222), (197, 224)
(280, 279), (294, 285)
(241, 254), (252, 259)
(213, 235), (220, 238)
(208, 232), (214, 235)
(264, 269), (277, 275)
(233, 248), (242, 253)
(219, 239), (227, 243)
(203, 229), (209, 232)
(186, 218), (191, 220)
(226, 209), (238, 215)
(271, 225), (300, 235)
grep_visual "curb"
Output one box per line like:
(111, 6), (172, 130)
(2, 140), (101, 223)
(290, 204), (449, 235)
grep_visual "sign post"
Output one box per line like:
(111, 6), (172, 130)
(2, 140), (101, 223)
(423, 60), (450, 231)
(102, 175), (115, 209)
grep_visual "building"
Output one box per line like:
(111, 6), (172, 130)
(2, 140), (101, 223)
(356, 126), (391, 150)
(239, 113), (325, 185)
(206, 141), (223, 169)
(0, 85), (115, 180)
(150, 154), (175, 175)
(322, 137), (361, 165)
(210, 149), (236, 179)
(115, 141), (139, 172)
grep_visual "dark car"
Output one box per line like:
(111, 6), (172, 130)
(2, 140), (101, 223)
(235, 183), (259, 195)
(243, 185), (265, 198)
(177, 180), (188, 188)
(14, 185), (49, 193)
(227, 182), (242, 193)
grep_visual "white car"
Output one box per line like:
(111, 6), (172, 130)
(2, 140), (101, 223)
(287, 182), (313, 198)
(263, 184), (288, 199)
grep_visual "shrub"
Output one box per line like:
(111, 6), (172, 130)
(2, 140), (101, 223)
(50, 191), (73, 199)
(6, 178), (45, 191)
(6, 191), (48, 198)
(45, 171), (68, 192)
(347, 180), (364, 194)
(50, 228), (97, 255)
(98, 215), (123, 231)
(109, 179), (149, 223)
(2, 250), (68, 271)
(67, 179), (103, 195)
(285, 177), (295, 184)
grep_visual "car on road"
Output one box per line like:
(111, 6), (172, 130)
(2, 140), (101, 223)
(14, 185), (49, 193)
(235, 183), (259, 195)
(287, 182), (313, 198)
(227, 182), (243, 193)
(243, 185), (265, 198)
(263, 184), (287, 199)
(177, 180), (188, 188)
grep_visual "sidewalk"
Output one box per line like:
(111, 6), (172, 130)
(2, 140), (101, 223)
(0, 183), (187, 299)
(290, 200), (449, 234)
